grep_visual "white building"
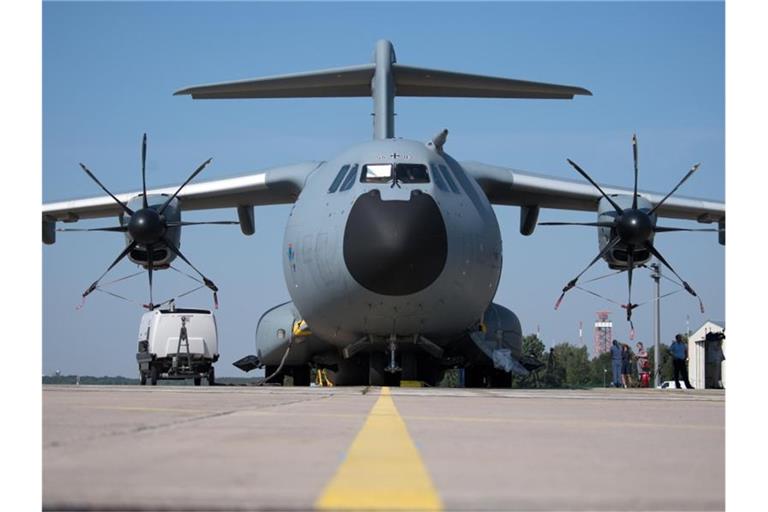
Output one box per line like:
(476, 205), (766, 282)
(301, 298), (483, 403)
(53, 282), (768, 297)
(687, 320), (725, 389)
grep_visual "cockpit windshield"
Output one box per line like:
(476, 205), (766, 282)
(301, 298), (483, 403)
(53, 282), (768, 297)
(361, 163), (430, 184)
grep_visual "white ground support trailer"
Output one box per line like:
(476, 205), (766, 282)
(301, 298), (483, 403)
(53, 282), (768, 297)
(136, 308), (219, 386)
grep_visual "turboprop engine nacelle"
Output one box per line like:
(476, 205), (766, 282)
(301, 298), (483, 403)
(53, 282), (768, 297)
(122, 194), (181, 269)
(597, 195), (656, 269)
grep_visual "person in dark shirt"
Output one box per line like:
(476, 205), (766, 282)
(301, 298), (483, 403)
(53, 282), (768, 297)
(621, 344), (634, 388)
(610, 340), (623, 388)
(670, 334), (694, 389)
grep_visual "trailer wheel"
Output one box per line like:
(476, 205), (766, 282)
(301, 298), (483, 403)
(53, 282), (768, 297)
(193, 377), (201, 386)
(150, 365), (159, 386)
(139, 372), (147, 386)
(207, 367), (216, 386)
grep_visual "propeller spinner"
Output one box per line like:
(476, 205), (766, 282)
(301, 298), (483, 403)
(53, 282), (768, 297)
(541, 134), (718, 324)
(61, 134), (237, 309)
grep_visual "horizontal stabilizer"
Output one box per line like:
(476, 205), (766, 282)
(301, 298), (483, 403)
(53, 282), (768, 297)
(392, 65), (591, 99)
(175, 64), (376, 99)
(175, 64), (591, 100)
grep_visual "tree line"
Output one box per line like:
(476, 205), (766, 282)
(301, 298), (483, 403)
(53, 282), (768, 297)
(514, 334), (675, 388)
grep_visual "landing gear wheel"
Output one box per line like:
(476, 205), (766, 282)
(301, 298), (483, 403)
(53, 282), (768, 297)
(464, 367), (488, 388)
(150, 365), (159, 386)
(139, 371), (147, 386)
(264, 366), (284, 385)
(369, 352), (399, 387)
(490, 369), (512, 388)
(333, 357), (367, 386)
(207, 367), (215, 386)
(417, 357), (443, 387)
(193, 377), (201, 386)
(401, 353), (418, 382)
(291, 366), (311, 386)
(369, 352), (387, 386)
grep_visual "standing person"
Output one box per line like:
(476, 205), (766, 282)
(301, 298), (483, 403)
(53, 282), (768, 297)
(636, 342), (650, 388)
(610, 340), (623, 388)
(670, 334), (694, 389)
(621, 344), (634, 388)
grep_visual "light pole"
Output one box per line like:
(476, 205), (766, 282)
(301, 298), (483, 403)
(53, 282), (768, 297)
(650, 263), (661, 388)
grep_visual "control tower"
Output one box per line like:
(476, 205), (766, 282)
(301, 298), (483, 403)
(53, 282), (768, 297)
(593, 311), (613, 356)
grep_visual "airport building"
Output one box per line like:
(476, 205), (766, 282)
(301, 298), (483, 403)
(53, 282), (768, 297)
(688, 320), (725, 389)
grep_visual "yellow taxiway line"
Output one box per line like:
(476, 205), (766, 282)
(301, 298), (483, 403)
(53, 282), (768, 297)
(315, 387), (442, 511)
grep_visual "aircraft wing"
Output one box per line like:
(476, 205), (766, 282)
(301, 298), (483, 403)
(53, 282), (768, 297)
(43, 161), (323, 242)
(462, 161), (725, 243)
(462, 161), (724, 220)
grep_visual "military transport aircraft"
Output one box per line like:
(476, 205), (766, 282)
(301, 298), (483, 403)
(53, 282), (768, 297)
(42, 40), (725, 387)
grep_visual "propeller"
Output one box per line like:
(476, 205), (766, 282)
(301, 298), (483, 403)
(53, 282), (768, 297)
(71, 133), (237, 309)
(544, 133), (712, 323)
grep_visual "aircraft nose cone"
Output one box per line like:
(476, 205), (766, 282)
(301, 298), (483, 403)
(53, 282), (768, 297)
(343, 190), (448, 296)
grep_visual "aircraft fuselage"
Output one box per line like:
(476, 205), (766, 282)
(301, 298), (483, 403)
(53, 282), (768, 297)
(283, 138), (503, 346)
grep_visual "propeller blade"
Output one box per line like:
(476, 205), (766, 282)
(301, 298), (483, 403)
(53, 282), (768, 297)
(162, 237), (218, 293)
(165, 221), (239, 227)
(539, 221), (616, 228)
(141, 133), (148, 209)
(78, 163), (134, 216)
(654, 226), (723, 233)
(57, 226), (128, 232)
(644, 242), (698, 298)
(632, 134), (639, 209)
(554, 236), (621, 309)
(146, 242), (154, 310)
(82, 241), (137, 299)
(158, 158), (213, 215)
(648, 163), (701, 216)
(566, 159), (624, 215)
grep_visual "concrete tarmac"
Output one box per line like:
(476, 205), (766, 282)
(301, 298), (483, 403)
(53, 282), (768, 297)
(43, 385), (724, 511)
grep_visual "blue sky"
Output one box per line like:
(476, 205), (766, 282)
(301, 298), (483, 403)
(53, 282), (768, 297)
(42, 1), (725, 377)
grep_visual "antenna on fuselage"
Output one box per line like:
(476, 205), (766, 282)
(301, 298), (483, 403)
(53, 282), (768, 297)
(174, 40), (592, 141)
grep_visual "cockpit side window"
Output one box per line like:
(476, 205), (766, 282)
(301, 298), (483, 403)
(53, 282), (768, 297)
(328, 164), (350, 193)
(430, 164), (448, 191)
(438, 164), (460, 194)
(339, 164), (359, 191)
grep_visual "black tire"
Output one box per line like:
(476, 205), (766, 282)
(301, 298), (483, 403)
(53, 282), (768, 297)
(401, 352), (418, 382)
(207, 367), (215, 386)
(464, 367), (488, 388)
(369, 352), (387, 386)
(369, 352), (399, 386)
(264, 365), (284, 385)
(490, 369), (512, 388)
(193, 377), (201, 386)
(291, 366), (311, 386)
(139, 371), (147, 386)
(417, 357), (444, 387)
(332, 357), (367, 386)
(150, 365), (159, 386)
